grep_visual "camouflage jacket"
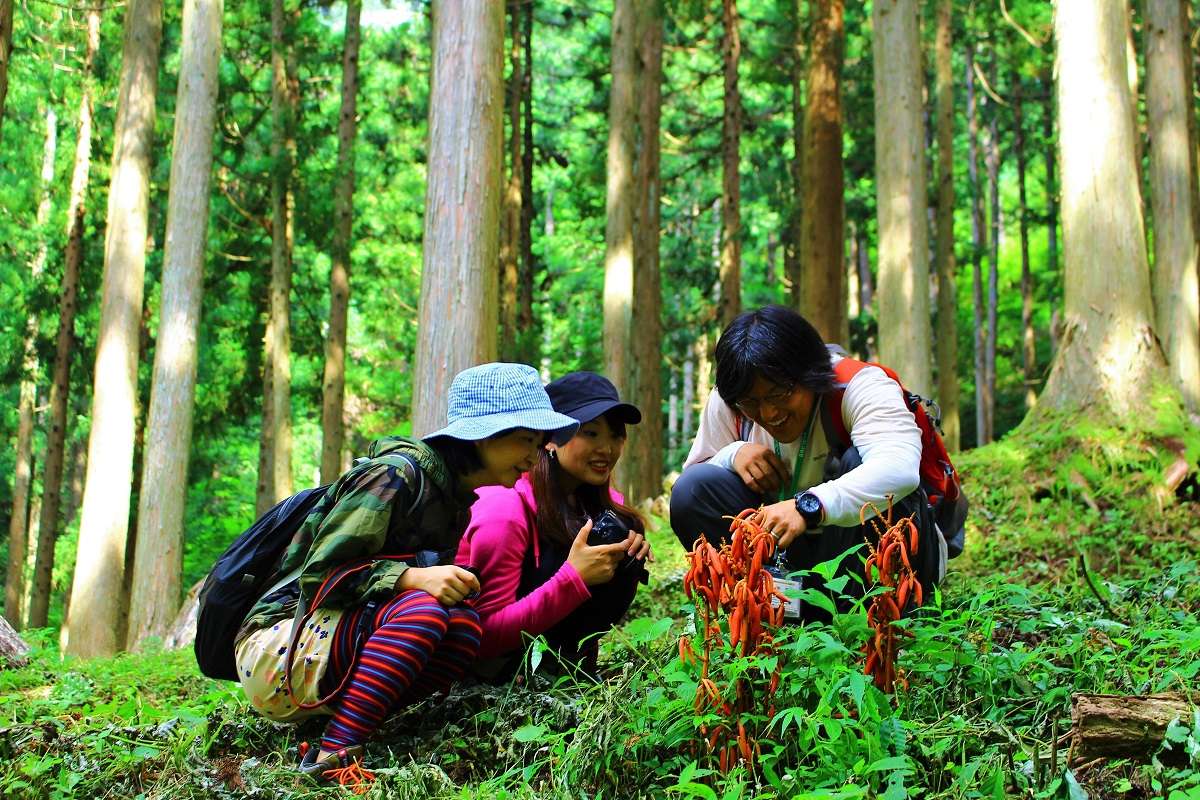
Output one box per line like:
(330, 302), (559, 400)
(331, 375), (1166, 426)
(239, 436), (475, 637)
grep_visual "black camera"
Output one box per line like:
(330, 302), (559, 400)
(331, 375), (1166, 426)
(587, 510), (648, 584)
(587, 510), (629, 546)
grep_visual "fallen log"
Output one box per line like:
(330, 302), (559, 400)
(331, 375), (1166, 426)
(1070, 692), (1196, 766)
(0, 614), (31, 668)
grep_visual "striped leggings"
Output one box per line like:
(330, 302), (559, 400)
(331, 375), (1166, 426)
(318, 589), (481, 751)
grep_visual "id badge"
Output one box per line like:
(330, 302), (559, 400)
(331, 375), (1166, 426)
(773, 575), (803, 620)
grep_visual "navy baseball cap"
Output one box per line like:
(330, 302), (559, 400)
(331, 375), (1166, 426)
(544, 372), (642, 426)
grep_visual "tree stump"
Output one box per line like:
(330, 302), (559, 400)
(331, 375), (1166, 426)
(1070, 692), (1196, 765)
(163, 578), (204, 651)
(0, 614), (31, 668)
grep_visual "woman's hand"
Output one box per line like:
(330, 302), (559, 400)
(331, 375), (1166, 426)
(566, 520), (628, 586)
(398, 565), (481, 606)
(623, 531), (653, 563)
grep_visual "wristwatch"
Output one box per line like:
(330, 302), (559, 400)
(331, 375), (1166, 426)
(794, 491), (824, 530)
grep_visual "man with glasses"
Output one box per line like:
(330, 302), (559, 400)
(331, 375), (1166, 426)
(670, 305), (942, 618)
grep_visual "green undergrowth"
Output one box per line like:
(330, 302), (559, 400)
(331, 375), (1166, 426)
(2, 420), (1199, 798)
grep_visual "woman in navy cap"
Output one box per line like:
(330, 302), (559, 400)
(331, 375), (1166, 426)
(457, 371), (653, 679)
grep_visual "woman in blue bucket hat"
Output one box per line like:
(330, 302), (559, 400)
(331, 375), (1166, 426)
(233, 363), (577, 787)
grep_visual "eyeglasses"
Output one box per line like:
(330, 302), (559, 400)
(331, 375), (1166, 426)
(733, 383), (795, 416)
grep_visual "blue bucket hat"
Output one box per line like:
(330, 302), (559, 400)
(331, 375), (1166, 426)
(424, 363), (579, 445)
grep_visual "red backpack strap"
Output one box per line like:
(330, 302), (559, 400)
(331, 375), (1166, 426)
(823, 357), (874, 445)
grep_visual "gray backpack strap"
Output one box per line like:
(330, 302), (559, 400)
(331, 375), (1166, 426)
(394, 453), (427, 517)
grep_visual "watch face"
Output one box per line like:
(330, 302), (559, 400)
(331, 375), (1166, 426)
(799, 493), (821, 514)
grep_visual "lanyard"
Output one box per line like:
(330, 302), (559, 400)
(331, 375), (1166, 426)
(773, 405), (817, 500)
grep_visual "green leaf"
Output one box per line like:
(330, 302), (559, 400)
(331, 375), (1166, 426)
(513, 724), (548, 743)
(668, 782), (719, 800)
(866, 755), (912, 774)
(1064, 769), (1090, 800)
(624, 616), (674, 645)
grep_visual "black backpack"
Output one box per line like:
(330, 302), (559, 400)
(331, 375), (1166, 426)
(194, 453), (427, 681)
(194, 486), (329, 680)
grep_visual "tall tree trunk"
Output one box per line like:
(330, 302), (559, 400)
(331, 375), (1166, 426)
(933, 0), (959, 450)
(1014, 79), (1037, 411)
(1126, 4), (1144, 187)
(604, 0), (637, 394)
(785, 0), (804, 303)
(0, 0), (12, 145)
(29, 7), (101, 630)
(682, 352), (695, 444)
(258, 0), (296, 513)
(320, 0), (361, 484)
(518, 0), (535, 363)
(1041, 69), (1060, 355)
(623, 0), (663, 502)
(872, 0), (931, 396)
(798, 0), (845, 343)
(126, 0), (222, 649)
(984, 64), (1000, 439)
(1038, 0), (1166, 419)
(63, 0), (162, 658)
(413, 0), (502, 436)
(856, 225), (873, 314)
(606, 0), (663, 503)
(1146, 0), (1199, 409)
(966, 44), (988, 445)
(6, 106), (56, 628)
(718, 0), (741, 330)
(499, 0), (523, 361)
(1183, 0), (1200, 253)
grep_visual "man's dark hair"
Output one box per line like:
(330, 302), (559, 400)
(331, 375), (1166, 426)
(714, 305), (837, 408)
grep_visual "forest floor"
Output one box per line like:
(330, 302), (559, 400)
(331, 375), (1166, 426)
(1, 419), (1199, 799)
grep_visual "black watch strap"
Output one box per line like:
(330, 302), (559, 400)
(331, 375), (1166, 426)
(794, 491), (824, 529)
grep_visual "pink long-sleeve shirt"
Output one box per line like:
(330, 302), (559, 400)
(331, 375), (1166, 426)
(456, 476), (622, 659)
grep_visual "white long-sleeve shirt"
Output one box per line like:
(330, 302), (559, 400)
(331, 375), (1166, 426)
(681, 356), (922, 527)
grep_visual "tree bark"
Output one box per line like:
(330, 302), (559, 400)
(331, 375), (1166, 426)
(606, 0), (663, 503)
(966, 44), (988, 445)
(624, 0), (664, 502)
(0, 614), (29, 668)
(126, 0), (222, 649)
(413, 0), (503, 436)
(1014, 79), (1037, 411)
(258, 0), (296, 513)
(872, 0), (931, 397)
(1041, 69), (1060, 356)
(785, 0), (804, 305)
(718, 0), (742, 330)
(984, 63), (1000, 438)
(1146, 0), (1199, 410)
(798, 0), (844, 344)
(0, 0), (12, 146)
(933, 0), (959, 450)
(1070, 693), (1195, 765)
(604, 0), (637, 396)
(64, 0), (162, 658)
(1038, 0), (1167, 420)
(499, 0), (523, 361)
(518, 0), (535, 362)
(28, 7), (101, 630)
(6, 106), (57, 628)
(320, 0), (362, 484)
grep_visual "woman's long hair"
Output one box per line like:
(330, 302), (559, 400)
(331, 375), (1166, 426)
(528, 414), (646, 550)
